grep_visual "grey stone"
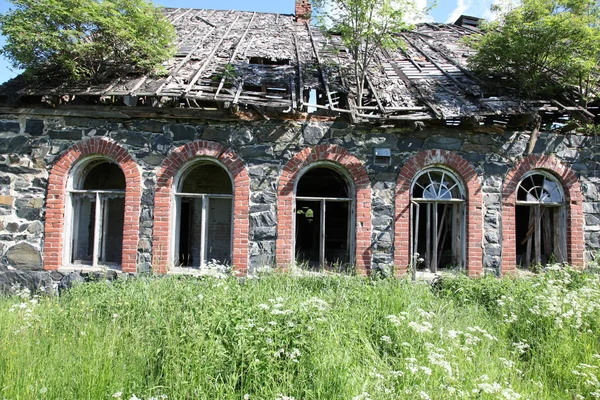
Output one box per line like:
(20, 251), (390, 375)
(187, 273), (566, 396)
(484, 162), (508, 176)
(132, 120), (165, 133)
(240, 145), (273, 159)
(0, 176), (10, 185)
(231, 127), (253, 146)
(0, 164), (35, 176)
(251, 192), (277, 204)
(6, 222), (19, 233)
(0, 271), (54, 296)
(203, 127), (230, 142)
(483, 255), (500, 271)
(486, 245), (502, 257)
(113, 130), (150, 147)
(169, 124), (197, 141)
(152, 134), (172, 153)
(557, 149), (579, 162)
(49, 270), (64, 281)
(48, 129), (83, 141)
(0, 134), (30, 153)
(485, 230), (499, 244)
(251, 227), (277, 240)
(397, 137), (423, 151)
(84, 270), (118, 282)
(303, 125), (326, 145)
(25, 120), (44, 136)
(586, 214), (600, 226)
(423, 136), (463, 151)
(372, 216), (393, 229)
(141, 154), (165, 166)
(15, 198), (44, 220)
(27, 221), (43, 235)
(249, 204), (271, 213)
(0, 121), (20, 134)
(250, 211), (276, 228)
(32, 178), (47, 188)
(58, 272), (85, 293)
(5, 242), (43, 271)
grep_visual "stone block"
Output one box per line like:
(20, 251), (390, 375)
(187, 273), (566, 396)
(0, 271), (54, 296)
(48, 129), (83, 141)
(5, 242), (43, 271)
(0, 195), (13, 207)
(132, 120), (165, 133)
(25, 120), (44, 136)
(169, 124), (197, 141)
(423, 136), (463, 151)
(0, 134), (30, 153)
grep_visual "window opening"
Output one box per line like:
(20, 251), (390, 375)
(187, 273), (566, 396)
(411, 168), (465, 274)
(69, 161), (125, 266)
(515, 172), (566, 267)
(175, 163), (233, 267)
(295, 167), (352, 270)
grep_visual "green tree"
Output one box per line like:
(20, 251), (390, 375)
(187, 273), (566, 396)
(310, 0), (421, 108)
(0, 0), (176, 83)
(467, 0), (600, 103)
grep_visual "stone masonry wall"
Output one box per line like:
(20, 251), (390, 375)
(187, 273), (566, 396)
(0, 113), (597, 275)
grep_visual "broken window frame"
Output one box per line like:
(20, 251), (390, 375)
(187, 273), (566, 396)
(64, 158), (126, 268)
(410, 168), (466, 277)
(293, 164), (355, 268)
(171, 160), (234, 268)
(515, 171), (567, 267)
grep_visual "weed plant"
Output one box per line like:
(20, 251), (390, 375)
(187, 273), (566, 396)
(0, 267), (599, 399)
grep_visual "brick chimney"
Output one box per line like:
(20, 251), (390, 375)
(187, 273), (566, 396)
(295, 0), (312, 22)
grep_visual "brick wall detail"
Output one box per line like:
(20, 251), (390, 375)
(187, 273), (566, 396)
(394, 150), (484, 277)
(276, 144), (372, 275)
(152, 140), (250, 275)
(44, 138), (142, 272)
(501, 155), (584, 273)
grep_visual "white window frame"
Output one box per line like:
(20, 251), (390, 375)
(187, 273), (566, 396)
(292, 162), (356, 268)
(409, 167), (466, 277)
(63, 157), (125, 269)
(515, 170), (567, 266)
(170, 159), (234, 269)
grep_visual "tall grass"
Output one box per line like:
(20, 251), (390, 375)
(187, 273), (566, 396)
(0, 268), (599, 399)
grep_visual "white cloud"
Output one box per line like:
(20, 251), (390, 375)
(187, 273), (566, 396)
(446, 0), (472, 23)
(482, 0), (521, 21)
(404, 0), (434, 23)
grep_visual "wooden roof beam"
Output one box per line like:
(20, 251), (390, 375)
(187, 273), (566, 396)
(185, 14), (242, 95)
(307, 23), (335, 110)
(214, 12), (256, 99)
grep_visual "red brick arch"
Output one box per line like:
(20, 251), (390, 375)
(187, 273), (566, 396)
(44, 138), (142, 272)
(276, 144), (372, 275)
(152, 140), (250, 275)
(394, 150), (483, 277)
(501, 155), (584, 273)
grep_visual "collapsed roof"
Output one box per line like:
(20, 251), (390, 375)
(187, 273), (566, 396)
(0, 7), (594, 123)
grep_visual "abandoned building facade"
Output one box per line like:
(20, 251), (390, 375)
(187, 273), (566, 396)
(0, 2), (596, 278)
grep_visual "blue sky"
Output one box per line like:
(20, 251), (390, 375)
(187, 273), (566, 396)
(0, 0), (500, 84)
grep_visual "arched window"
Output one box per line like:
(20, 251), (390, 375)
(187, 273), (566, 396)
(515, 171), (566, 266)
(67, 160), (126, 267)
(173, 162), (233, 267)
(411, 168), (465, 273)
(295, 166), (353, 269)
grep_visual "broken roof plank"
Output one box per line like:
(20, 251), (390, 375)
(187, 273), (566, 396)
(307, 23), (335, 110)
(214, 12), (256, 99)
(185, 13), (242, 94)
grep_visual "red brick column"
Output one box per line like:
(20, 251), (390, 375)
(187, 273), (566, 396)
(501, 155), (584, 273)
(394, 150), (483, 277)
(44, 138), (142, 272)
(276, 145), (372, 275)
(152, 141), (250, 275)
